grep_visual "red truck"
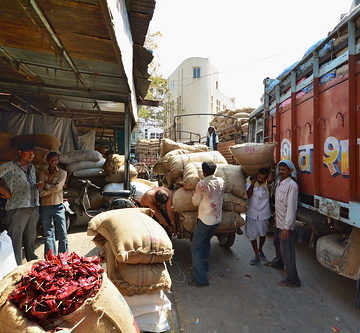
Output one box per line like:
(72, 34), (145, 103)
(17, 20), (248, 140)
(248, 5), (360, 306)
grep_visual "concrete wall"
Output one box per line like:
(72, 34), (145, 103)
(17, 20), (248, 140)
(167, 57), (235, 141)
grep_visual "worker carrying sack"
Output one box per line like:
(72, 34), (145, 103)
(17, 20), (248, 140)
(87, 208), (174, 264)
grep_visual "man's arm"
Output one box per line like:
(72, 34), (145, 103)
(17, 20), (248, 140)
(0, 164), (11, 198)
(40, 170), (67, 197)
(246, 177), (255, 199)
(192, 182), (203, 207)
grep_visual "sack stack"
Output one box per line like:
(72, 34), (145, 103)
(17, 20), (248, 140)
(229, 142), (277, 176)
(103, 154), (138, 183)
(159, 138), (208, 157)
(88, 208), (173, 331)
(171, 163), (247, 234)
(136, 139), (160, 166)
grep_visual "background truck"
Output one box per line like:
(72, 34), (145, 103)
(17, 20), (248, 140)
(248, 4), (360, 306)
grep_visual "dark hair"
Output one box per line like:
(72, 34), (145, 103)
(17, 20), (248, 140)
(258, 167), (270, 175)
(278, 162), (291, 170)
(155, 189), (169, 204)
(202, 161), (217, 177)
(46, 151), (60, 161)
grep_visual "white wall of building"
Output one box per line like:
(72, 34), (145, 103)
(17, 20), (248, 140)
(167, 57), (235, 141)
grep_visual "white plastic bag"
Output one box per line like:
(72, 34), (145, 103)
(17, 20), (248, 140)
(0, 230), (17, 279)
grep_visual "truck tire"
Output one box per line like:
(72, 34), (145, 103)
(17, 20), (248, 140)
(216, 233), (235, 248)
(316, 233), (347, 274)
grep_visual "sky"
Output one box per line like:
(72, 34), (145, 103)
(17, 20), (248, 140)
(148, 0), (353, 109)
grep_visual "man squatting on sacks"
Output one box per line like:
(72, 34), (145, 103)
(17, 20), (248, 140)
(189, 161), (224, 287)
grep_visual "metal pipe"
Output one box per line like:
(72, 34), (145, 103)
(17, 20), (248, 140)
(124, 102), (130, 190)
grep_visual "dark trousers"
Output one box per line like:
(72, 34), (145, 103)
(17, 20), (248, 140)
(191, 218), (218, 284)
(6, 207), (39, 265)
(272, 228), (301, 285)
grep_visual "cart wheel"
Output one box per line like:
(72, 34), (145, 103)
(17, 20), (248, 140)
(216, 233), (236, 248)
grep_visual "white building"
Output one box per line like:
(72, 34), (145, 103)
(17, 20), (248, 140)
(166, 57), (235, 142)
(135, 117), (163, 140)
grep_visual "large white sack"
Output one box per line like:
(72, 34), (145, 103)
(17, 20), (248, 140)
(182, 162), (247, 198)
(160, 138), (208, 157)
(229, 142), (276, 176)
(0, 231), (17, 279)
(66, 157), (105, 173)
(73, 168), (104, 178)
(60, 150), (102, 164)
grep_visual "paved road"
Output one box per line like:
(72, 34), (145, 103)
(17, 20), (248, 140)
(33, 227), (360, 333)
(167, 233), (360, 333)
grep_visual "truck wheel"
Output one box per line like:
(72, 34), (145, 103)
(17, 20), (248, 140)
(217, 233), (235, 248)
(316, 233), (347, 274)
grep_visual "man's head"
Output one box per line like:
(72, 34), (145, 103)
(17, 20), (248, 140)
(278, 162), (292, 180)
(17, 143), (35, 164)
(46, 151), (60, 169)
(256, 168), (270, 184)
(208, 126), (215, 134)
(202, 161), (217, 177)
(155, 189), (169, 205)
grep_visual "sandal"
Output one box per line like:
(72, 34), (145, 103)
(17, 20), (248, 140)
(248, 257), (260, 265)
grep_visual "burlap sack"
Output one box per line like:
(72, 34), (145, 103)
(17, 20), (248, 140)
(171, 187), (197, 212)
(160, 138), (208, 157)
(168, 151), (228, 180)
(103, 242), (171, 296)
(229, 142), (276, 176)
(12, 134), (61, 150)
(223, 193), (247, 214)
(33, 147), (51, 165)
(105, 164), (138, 183)
(88, 208), (173, 264)
(178, 211), (245, 233)
(66, 158), (105, 173)
(0, 132), (13, 150)
(133, 178), (158, 187)
(60, 150), (102, 165)
(73, 168), (104, 178)
(89, 192), (107, 210)
(182, 163), (247, 198)
(0, 261), (138, 333)
(0, 147), (17, 162)
(152, 149), (190, 175)
(103, 154), (125, 176)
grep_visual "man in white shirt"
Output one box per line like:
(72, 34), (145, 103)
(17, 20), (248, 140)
(206, 126), (219, 151)
(267, 160), (301, 287)
(245, 168), (271, 265)
(189, 161), (224, 287)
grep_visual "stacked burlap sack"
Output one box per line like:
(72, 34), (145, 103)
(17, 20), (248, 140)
(159, 138), (208, 157)
(136, 139), (160, 160)
(0, 260), (139, 333)
(171, 163), (248, 233)
(229, 142), (277, 176)
(153, 149), (227, 189)
(0, 133), (61, 173)
(103, 153), (138, 183)
(209, 108), (253, 136)
(88, 208), (173, 298)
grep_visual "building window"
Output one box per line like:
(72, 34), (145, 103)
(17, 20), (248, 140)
(216, 81), (219, 89)
(144, 128), (148, 139)
(193, 67), (201, 78)
(223, 105), (226, 110)
(216, 100), (220, 112)
(211, 96), (213, 113)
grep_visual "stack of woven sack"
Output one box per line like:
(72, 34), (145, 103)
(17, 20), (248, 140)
(171, 163), (248, 235)
(103, 153), (138, 183)
(88, 208), (173, 332)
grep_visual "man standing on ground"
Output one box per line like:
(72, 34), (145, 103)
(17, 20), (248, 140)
(245, 168), (271, 265)
(267, 160), (301, 288)
(0, 143), (41, 265)
(206, 126), (219, 151)
(189, 161), (224, 287)
(38, 151), (68, 256)
(140, 186), (176, 233)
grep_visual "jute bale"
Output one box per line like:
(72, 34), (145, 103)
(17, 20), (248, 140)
(33, 147), (50, 165)
(0, 132), (13, 150)
(133, 178), (158, 187)
(12, 134), (61, 150)
(66, 158), (105, 173)
(73, 168), (104, 178)
(105, 164), (138, 183)
(60, 150), (102, 165)
(88, 208), (173, 264)
(168, 151), (228, 179)
(0, 261), (139, 333)
(152, 149), (190, 175)
(230, 142), (276, 176)
(171, 187), (197, 212)
(223, 193), (247, 214)
(103, 154), (125, 176)
(182, 163), (247, 198)
(160, 138), (208, 157)
(178, 211), (245, 233)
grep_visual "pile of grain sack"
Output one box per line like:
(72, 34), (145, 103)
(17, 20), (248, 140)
(136, 139), (160, 163)
(209, 108), (253, 139)
(153, 138), (248, 235)
(0, 132), (61, 173)
(88, 208), (173, 332)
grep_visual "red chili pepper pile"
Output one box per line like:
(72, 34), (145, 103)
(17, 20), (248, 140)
(8, 251), (103, 330)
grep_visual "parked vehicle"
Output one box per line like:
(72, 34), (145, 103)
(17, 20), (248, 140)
(248, 5), (360, 306)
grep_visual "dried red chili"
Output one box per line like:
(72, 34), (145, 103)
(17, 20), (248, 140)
(8, 251), (103, 331)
